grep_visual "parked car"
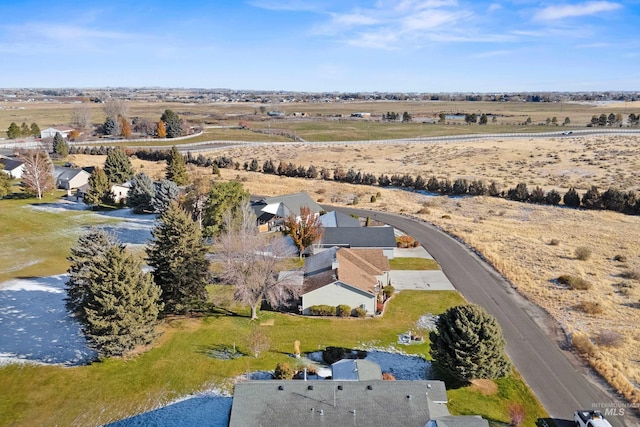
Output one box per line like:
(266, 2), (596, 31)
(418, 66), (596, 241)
(574, 410), (613, 427)
(563, 131), (573, 135)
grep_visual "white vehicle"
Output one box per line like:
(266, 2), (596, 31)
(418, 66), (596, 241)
(574, 410), (613, 427)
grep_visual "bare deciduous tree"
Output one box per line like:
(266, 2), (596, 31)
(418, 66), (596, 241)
(216, 200), (298, 320)
(70, 104), (91, 130)
(20, 150), (55, 199)
(102, 99), (129, 121)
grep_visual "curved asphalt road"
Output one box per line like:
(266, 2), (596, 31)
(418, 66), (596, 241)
(328, 206), (636, 427)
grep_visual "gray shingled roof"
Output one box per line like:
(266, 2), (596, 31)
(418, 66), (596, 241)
(331, 359), (382, 381)
(229, 380), (450, 427)
(320, 226), (396, 248)
(259, 192), (322, 216)
(319, 211), (361, 227)
(0, 157), (24, 173)
(433, 415), (490, 427)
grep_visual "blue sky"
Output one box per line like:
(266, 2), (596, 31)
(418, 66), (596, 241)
(0, 0), (638, 92)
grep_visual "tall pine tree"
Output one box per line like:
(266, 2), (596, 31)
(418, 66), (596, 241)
(66, 229), (120, 322)
(127, 172), (155, 213)
(152, 179), (179, 213)
(83, 244), (162, 358)
(53, 132), (69, 158)
(103, 147), (134, 184)
(146, 201), (210, 314)
(430, 304), (511, 382)
(84, 167), (112, 207)
(166, 145), (188, 185)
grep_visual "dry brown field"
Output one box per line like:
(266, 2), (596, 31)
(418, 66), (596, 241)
(2, 99), (640, 133)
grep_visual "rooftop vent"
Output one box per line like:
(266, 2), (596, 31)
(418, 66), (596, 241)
(337, 385), (343, 390)
(308, 385), (314, 390)
(407, 395), (412, 400)
(367, 385), (373, 390)
(278, 385), (284, 391)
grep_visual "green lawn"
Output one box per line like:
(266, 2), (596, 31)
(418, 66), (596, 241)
(0, 190), (120, 282)
(0, 195), (548, 426)
(389, 257), (441, 270)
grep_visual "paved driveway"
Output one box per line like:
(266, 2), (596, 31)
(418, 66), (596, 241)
(390, 270), (455, 291)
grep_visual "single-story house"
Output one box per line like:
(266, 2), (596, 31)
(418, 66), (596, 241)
(318, 210), (361, 228)
(40, 126), (74, 139)
(299, 247), (390, 316)
(53, 167), (90, 192)
(252, 192), (322, 232)
(229, 379), (455, 427)
(331, 359), (382, 381)
(313, 226), (397, 258)
(0, 156), (25, 179)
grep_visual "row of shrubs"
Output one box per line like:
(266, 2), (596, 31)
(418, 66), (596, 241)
(70, 147), (640, 216)
(308, 304), (367, 318)
(242, 157), (640, 216)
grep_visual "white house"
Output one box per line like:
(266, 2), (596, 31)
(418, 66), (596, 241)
(111, 181), (132, 203)
(40, 126), (74, 139)
(0, 156), (25, 179)
(53, 167), (91, 192)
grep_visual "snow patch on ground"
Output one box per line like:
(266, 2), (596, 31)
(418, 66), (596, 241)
(0, 274), (97, 366)
(105, 389), (232, 427)
(27, 199), (158, 246)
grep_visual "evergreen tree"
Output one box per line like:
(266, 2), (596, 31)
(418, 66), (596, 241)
(601, 187), (625, 212)
(426, 176), (440, 192)
(202, 181), (249, 237)
(563, 187), (581, 208)
(53, 132), (69, 158)
(7, 122), (20, 139)
(127, 172), (155, 213)
(147, 201), (209, 314)
(103, 147), (134, 184)
(152, 179), (179, 213)
(103, 116), (120, 136)
(452, 178), (469, 195)
(83, 244), (162, 358)
(430, 304), (511, 382)
(160, 109), (183, 138)
(66, 229), (120, 322)
(165, 146), (188, 185)
(545, 189), (561, 205)
(529, 186), (545, 204)
(0, 170), (12, 198)
(84, 167), (112, 207)
(20, 122), (30, 137)
(30, 122), (41, 137)
(507, 183), (529, 202)
(582, 186), (602, 209)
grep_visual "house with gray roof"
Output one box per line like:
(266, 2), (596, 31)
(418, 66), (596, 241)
(313, 226), (397, 258)
(53, 167), (90, 192)
(252, 192), (322, 232)
(229, 380), (452, 427)
(300, 247), (390, 315)
(0, 156), (24, 179)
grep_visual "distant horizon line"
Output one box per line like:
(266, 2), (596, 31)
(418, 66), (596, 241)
(1, 87), (639, 95)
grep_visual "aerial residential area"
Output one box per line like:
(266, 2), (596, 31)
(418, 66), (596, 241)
(1, 1), (640, 427)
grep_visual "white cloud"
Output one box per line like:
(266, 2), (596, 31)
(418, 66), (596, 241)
(332, 12), (380, 27)
(471, 49), (512, 58)
(248, 0), (325, 12)
(488, 3), (502, 12)
(534, 1), (622, 21)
